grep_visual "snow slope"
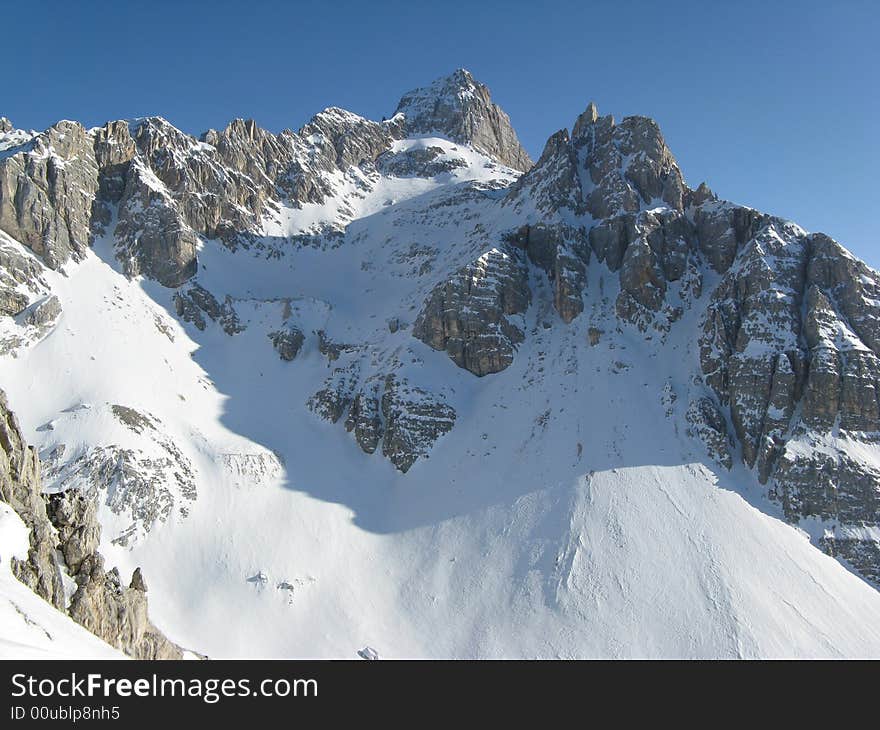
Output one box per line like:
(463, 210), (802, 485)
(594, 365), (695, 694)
(1, 134), (880, 659)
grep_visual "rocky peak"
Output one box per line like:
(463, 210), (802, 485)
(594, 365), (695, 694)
(689, 181), (717, 207)
(507, 128), (582, 215)
(509, 102), (688, 222)
(571, 108), (686, 218)
(128, 116), (202, 171)
(216, 117), (261, 143)
(394, 68), (533, 171)
(0, 118), (13, 133)
(299, 107), (395, 171)
(571, 101), (599, 137)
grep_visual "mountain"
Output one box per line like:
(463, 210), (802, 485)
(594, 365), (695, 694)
(394, 68), (533, 171)
(1, 69), (879, 658)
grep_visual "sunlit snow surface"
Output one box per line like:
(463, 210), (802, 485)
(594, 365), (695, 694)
(2, 140), (880, 658)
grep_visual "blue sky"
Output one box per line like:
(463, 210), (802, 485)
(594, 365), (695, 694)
(4, 0), (878, 265)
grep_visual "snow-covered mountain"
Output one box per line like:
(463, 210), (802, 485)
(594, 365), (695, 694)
(2, 70), (880, 658)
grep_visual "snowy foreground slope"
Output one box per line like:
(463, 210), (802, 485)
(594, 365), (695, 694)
(4, 233), (880, 658)
(1, 71), (880, 658)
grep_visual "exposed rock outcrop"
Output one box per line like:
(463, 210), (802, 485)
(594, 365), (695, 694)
(693, 202), (767, 274)
(0, 233), (62, 356)
(0, 390), (183, 657)
(380, 375), (456, 472)
(1, 106), (402, 290)
(377, 145), (467, 178)
(52, 490), (181, 660)
(300, 107), (396, 172)
(308, 363), (361, 424)
(504, 103), (707, 333)
(506, 129), (581, 215)
(309, 368), (455, 472)
(0, 121), (99, 269)
(114, 159), (198, 288)
(698, 222), (880, 583)
(345, 380), (384, 455)
(686, 397), (733, 470)
(174, 283), (243, 334)
(0, 390), (65, 608)
(413, 246), (530, 376)
(700, 221), (812, 471)
(507, 223), (589, 323)
(269, 326), (305, 361)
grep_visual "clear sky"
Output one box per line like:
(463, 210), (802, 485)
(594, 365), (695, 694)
(4, 0), (877, 266)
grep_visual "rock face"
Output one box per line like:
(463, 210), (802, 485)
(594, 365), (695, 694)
(698, 222), (880, 583)
(108, 112), (392, 284)
(508, 102), (685, 220)
(114, 156), (199, 288)
(269, 326), (305, 361)
(699, 221), (808, 472)
(0, 390), (182, 658)
(507, 223), (590, 323)
(503, 102), (711, 332)
(51, 489), (180, 659)
(510, 101), (690, 219)
(0, 121), (99, 269)
(309, 368), (455, 473)
(508, 129), (582, 215)
(308, 364), (361, 424)
(413, 246), (530, 375)
(0, 390), (64, 608)
(395, 69), (533, 171)
(0, 232), (62, 355)
(0, 106), (402, 288)
(379, 375), (456, 472)
(300, 107), (396, 172)
(1, 71), (521, 290)
(686, 397), (733, 470)
(345, 380), (384, 455)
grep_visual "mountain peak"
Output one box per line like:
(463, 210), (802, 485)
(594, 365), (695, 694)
(572, 101), (600, 137)
(393, 69), (532, 171)
(402, 68), (479, 99)
(442, 67), (477, 87)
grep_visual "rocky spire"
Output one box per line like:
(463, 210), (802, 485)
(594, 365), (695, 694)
(393, 68), (533, 172)
(572, 101), (599, 137)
